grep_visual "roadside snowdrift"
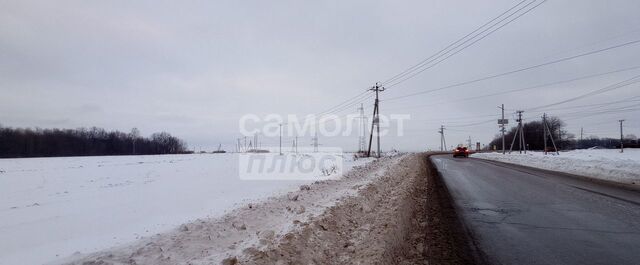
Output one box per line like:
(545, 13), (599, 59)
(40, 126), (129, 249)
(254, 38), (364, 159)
(59, 154), (405, 265)
(238, 153), (428, 265)
(472, 149), (640, 185)
(0, 153), (373, 265)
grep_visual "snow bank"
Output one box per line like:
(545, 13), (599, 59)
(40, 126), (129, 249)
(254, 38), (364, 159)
(0, 153), (373, 265)
(471, 149), (640, 185)
(62, 154), (402, 265)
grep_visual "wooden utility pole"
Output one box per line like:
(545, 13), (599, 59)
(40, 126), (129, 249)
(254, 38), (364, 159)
(619, 119), (625, 153)
(498, 104), (507, 154)
(357, 104), (366, 152)
(509, 111), (526, 154)
(543, 113), (547, 154)
(367, 82), (384, 158)
(439, 125), (446, 151)
(580, 127), (583, 149)
(279, 123), (284, 155)
(542, 113), (559, 155)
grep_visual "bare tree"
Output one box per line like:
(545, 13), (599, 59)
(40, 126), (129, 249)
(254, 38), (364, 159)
(0, 125), (188, 158)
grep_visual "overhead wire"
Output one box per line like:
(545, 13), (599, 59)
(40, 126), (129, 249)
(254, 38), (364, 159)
(526, 73), (640, 111)
(381, 0), (532, 86)
(307, 0), (549, 137)
(384, 38), (640, 102)
(385, 0), (548, 89)
(427, 72), (640, 136)
(306, 1), (638, 142)
(384, 65), (640, 111)
(315, 89), (371, 117)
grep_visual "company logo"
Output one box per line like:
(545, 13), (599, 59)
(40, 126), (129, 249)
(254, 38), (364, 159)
(238, 114), (410, 138)
(238, 147), (344, 180)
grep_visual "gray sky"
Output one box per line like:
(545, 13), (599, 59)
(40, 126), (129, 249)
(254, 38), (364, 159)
(1, 0), (639, 152)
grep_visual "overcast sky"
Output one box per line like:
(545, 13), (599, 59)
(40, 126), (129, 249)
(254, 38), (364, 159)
(2, 0), (639, 152)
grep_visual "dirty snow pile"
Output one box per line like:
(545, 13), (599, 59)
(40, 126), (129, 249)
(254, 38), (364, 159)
(472, 149), (640, 185)
(63, 154), (403, 265)
(0, 153), (374, 265)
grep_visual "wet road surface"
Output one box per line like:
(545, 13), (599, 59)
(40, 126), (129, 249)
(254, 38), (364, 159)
(431, 155), (640, 265)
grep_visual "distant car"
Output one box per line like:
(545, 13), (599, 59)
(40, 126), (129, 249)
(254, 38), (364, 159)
(453, 147), (469, 158)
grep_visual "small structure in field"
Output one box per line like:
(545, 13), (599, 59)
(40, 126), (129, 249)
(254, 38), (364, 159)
(212, 144), (226, 154)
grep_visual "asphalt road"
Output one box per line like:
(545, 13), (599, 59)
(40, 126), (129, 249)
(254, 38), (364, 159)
(431, 155), (640, 265)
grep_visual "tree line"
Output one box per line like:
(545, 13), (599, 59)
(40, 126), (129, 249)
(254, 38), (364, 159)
(487, 116), (639, 151)
(0, 125), (189, 158)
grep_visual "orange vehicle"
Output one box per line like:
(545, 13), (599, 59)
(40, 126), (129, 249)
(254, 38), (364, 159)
(453, 146), (470, 158)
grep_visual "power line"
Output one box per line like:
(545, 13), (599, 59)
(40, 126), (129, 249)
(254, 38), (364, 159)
(320, 93), (373, 117)
(447, 118), (497, 128)
(303, 91), (374, 130)
(316, 90), (371, 117)
(422, 104), (639, 145)
(385, 0), (547, 89)
(414, 107), (638, 141)
(307, 93), (374, 128)
(526, 96), (640, 114)
(430, 75), (640, 129)
(561, 105), (640, 121)
(383, 65), (640, 111)
(384, 38), (640, 102)
(367, 83), (385, 157)
(526, 73), (640, 111)
(568, 113), (640, 128)
(314, 3), (532, 131)
(446, 103), (640, 130)
(414, 113), (500, 122)
(438, 103), (640, 132)
(381, 0), (532, 86)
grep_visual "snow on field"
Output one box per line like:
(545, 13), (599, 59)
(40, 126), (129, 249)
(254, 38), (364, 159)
(0, 153), (373, 265)
(472, 149), (640, 185)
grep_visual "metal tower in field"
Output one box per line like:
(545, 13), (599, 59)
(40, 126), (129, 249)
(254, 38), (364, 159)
(253, 132), (259, 150)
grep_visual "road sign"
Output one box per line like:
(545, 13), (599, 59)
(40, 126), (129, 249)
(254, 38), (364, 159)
(498, 119), (509, 125)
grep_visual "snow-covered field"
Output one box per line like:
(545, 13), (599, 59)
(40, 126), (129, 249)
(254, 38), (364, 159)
(472, 149), (640, 185)
(0, 153), (372, 265)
